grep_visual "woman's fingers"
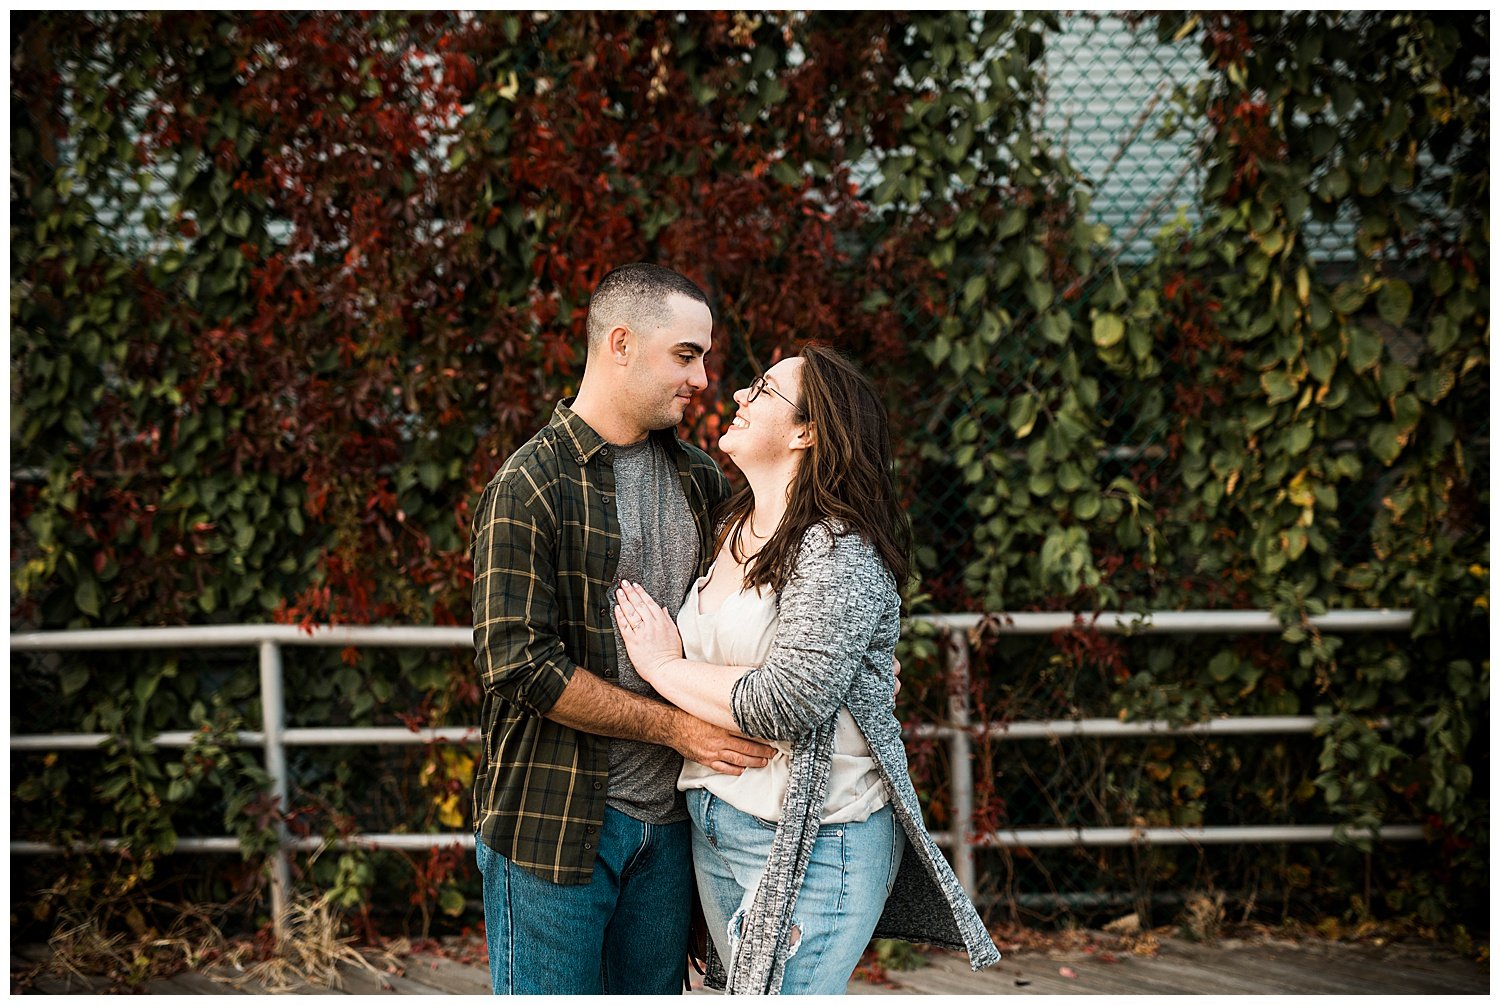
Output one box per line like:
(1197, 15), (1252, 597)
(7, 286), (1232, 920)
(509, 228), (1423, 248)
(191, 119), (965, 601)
(615, 580), (663, 634)
(619, 580), (660, 624)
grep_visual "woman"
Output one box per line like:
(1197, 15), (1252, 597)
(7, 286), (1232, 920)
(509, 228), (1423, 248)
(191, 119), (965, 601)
(613, 344), (1000, 994)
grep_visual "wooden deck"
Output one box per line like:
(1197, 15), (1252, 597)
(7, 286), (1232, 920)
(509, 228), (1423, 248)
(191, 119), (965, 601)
(13, 933), (1488, 995)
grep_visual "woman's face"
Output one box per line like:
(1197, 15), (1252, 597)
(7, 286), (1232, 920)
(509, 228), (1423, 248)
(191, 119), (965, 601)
(719, 356), (807, 467)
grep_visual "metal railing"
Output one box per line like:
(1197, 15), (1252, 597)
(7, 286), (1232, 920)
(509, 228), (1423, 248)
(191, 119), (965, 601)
(10, 609), (1422, 940)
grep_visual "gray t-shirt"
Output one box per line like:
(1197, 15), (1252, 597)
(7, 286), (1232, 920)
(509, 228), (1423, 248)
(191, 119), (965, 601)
(606, 436), (700, 823)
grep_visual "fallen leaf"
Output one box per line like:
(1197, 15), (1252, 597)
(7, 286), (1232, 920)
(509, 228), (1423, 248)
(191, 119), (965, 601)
(1015, 979), (1031, 987)
(1059, 966), (1078, 979)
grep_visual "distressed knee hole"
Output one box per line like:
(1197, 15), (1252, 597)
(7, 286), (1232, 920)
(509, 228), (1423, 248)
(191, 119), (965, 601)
(787, 922), (802, 957)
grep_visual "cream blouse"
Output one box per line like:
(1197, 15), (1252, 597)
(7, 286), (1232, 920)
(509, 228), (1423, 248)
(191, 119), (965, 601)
(675, 565), (889, 824)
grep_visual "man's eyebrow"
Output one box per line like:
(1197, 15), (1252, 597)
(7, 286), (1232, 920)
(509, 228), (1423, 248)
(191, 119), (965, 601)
(671, 340), (710, 356)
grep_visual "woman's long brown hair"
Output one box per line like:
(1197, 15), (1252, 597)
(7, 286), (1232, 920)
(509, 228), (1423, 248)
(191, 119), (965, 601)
(717, 343), (912, 592)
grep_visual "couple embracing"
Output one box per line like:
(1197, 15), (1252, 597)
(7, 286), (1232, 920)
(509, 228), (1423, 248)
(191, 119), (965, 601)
(470, 263), (1000, 994)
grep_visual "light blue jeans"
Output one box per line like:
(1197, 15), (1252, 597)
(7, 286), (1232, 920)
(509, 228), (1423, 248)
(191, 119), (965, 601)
(475, 806), (694, 995)
(686, 788), (903, 995)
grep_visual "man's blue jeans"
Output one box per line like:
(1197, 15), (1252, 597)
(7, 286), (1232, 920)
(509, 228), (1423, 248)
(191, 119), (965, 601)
(475, 806), (693, 995)
(686, 788), (903, 995)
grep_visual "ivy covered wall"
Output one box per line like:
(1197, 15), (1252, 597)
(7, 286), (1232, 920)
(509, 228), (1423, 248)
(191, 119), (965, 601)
(11, 11), (1488, 947)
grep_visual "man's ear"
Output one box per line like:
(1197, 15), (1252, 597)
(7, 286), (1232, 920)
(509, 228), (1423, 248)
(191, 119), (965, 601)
(608, 324), (632, 365)
(789, 423), (815, 451)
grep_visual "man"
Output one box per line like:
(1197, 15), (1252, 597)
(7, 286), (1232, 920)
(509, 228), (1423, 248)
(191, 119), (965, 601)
(470, 263), (776, 994)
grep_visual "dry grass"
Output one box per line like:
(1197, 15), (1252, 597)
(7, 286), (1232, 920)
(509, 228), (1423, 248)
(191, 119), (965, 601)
(1178, 891), (1226, 943)
(225, 894), (405, 993)
(13, 902), (242, 992)
(12, 892), (409, 994)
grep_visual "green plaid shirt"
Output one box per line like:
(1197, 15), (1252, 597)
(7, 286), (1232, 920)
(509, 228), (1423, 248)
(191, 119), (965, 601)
(470, 399), (730, 884)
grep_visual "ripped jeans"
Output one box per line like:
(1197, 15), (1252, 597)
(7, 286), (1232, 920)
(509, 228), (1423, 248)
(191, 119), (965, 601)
(686, 788), (903, 995)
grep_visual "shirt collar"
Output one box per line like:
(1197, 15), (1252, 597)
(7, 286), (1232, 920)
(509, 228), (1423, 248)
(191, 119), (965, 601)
(550, 397), (686, 463)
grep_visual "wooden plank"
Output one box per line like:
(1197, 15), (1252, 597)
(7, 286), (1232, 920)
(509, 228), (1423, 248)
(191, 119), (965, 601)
(1263, 946), (1485, 995)
(1110, 950), (1291, 994)
(171, 971), (246, 994)
(12, 935), (1487, 997)
(333, 960), (452, 996)
(1166, 941), (1406, 995)
(399, 954), (492, 995)
(23, 971), (112, 994)
(1184, 938), (1481, 994)
(144, 973), (218, 995)
(892, 952), (1103, 996)
(846, 977), (911, 995)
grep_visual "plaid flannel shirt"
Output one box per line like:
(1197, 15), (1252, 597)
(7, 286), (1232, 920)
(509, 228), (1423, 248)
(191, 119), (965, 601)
(470, 399), (730, 884)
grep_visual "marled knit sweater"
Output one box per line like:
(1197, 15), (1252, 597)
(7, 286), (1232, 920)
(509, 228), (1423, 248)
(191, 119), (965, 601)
(704, 522), (1001, 994)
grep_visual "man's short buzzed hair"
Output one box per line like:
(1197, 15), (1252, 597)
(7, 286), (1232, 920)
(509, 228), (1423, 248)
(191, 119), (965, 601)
(585, 263), (709, 351)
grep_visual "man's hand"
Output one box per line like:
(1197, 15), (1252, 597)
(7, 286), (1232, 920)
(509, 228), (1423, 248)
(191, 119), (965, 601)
(672, 712), (776, 776)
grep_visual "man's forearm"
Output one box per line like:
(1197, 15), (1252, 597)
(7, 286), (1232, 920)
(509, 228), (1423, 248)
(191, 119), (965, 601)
(545, 665), (684, 746)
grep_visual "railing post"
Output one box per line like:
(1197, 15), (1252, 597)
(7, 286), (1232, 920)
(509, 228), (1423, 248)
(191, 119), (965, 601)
(258, 640), (291, 946)
(944, 627), (976, 899)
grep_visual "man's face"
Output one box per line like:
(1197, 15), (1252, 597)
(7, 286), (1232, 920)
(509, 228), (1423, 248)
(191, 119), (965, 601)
(624, 294), (713, 431)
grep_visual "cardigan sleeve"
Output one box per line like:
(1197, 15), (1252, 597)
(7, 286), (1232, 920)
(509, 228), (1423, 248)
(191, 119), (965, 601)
(729, 523), (894, 741)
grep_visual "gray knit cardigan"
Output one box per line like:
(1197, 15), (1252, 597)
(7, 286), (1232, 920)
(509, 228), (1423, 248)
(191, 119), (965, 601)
(702, 522), (1000, 994)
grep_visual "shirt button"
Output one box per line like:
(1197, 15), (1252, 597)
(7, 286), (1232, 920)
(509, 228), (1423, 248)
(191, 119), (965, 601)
(602, 494), (612, 503)
(593, 781), (603, 790)
(583, 842), (593, 850)
(600, 448), (610, 459)
(576, 454), (585, 464)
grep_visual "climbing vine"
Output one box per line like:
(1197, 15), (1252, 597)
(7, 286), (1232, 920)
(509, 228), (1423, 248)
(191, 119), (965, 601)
(10, 10), (1487, 956)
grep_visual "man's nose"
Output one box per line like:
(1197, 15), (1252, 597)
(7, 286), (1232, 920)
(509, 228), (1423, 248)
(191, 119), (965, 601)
(688, 358), (709, 391)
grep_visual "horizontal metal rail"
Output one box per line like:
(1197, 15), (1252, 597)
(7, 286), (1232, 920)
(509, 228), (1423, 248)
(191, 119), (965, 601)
(15, 716), (1365, 752)
(11, 823), (1425, 857)
(9, 611), (1419, 939)
(962, 824), (1427, 848)
(10, 609), (1413, 651)
(919, 609), (1413, 634)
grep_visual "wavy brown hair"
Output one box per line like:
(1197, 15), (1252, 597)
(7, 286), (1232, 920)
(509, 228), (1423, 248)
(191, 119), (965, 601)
(718, 343), (912, 592)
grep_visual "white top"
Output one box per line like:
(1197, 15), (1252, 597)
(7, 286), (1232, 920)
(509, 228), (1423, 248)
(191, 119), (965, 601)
(675, 565), (889, 824)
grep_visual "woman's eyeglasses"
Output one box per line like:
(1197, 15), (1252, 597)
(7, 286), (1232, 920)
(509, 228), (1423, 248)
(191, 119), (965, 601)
(747, 375), (802, 413)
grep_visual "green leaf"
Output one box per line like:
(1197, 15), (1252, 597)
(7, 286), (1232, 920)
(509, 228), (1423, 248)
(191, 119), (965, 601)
(1008, 395), (1039, 439)
(1376, 279), (1412, 327)
(1039, 310), (1069, 346)
(1368, 423), (1403, 465)
(1022, 245), (1046, 278)
(1331, 281), (1366, 315)
(1091, 313), (1125, 349)
(770, 160), (801, 187)
(962, 275), (987, 310)
(60, 664), (90, 697)
(1208, 651), (1239, 683)
(1346, 325), (1383, 373)
(1427, 317), (1459, 355)
(1260, 369), (1298, 405)
(996, 207), (1026, 239)
(75, 575), (101, 617)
